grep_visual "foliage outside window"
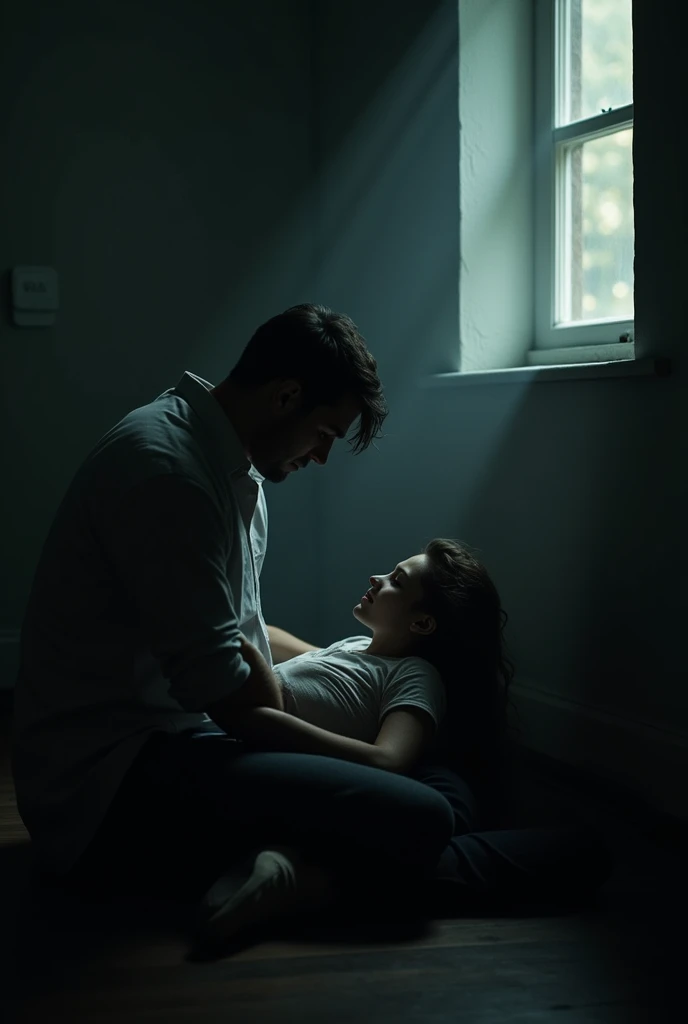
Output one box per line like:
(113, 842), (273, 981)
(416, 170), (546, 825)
(536, 0), (634, 350)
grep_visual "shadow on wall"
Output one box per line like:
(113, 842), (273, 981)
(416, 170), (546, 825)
(0, 0), (449, 635)
(303, 2), (687, 761)
(319, 364), (684, 734)
(462, 374), (683, 731)
(312, 1), (460, 381)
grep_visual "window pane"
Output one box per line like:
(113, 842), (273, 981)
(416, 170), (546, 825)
(559, 0), (633, 125)
(561, 128), (634, 324)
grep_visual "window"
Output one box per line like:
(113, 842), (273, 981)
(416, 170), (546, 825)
(534, 0), (634, 355)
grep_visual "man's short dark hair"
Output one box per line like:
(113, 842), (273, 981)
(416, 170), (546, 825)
(228, 303), (388, 454)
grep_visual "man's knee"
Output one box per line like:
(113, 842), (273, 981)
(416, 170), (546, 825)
(380, 775), (454, 856)
(414, 782), (455, 842)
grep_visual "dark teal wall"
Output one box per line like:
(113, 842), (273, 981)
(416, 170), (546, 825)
(2, 0), (686, 757)
(310, 0), (687, 744)
(0, 0), (319, 668)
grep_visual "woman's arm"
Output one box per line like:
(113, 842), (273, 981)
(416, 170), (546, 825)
(230, 706), (383, 768)
(228, 641), (436, 772)
(229, 704), (435, 774)
(374, 706), (436, 774)
(266, 625), (322, 664)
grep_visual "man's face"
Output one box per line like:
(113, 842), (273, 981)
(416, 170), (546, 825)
(248, 385), (360, 483)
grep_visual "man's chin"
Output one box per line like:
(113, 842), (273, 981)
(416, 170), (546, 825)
(258, 464), (290, 484)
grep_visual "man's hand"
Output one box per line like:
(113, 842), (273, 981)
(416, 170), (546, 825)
(238, 633), (268, 667)
(237, 634), (285, 712)
(204, 634), (284, 730)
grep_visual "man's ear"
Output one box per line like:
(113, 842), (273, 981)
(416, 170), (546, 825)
(272, 379), (302, 415)
(410, 614), (436, 637)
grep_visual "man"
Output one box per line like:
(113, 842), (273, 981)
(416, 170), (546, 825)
(12, 303), (455, 956)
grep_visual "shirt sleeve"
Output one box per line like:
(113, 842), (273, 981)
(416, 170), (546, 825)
(379, 659), (446, 732)
(105, 473), (250, 712)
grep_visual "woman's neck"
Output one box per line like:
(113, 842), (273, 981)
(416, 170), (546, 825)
(365, 633), (418, 659)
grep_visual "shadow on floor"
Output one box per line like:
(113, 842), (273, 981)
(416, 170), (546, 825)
(1, 824), (685, 1024)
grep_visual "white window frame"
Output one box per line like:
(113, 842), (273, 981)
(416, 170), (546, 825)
(533, 0), (635, 354)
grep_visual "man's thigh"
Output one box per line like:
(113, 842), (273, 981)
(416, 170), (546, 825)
(171, 734), (454, 863)
(410, 763), (479, 836)
(74, 731), (453, 898)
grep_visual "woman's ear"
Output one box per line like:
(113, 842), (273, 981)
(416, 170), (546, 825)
(410, 614), (436, 637)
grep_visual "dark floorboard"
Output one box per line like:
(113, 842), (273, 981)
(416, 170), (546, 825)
(1, 714), (685, 1024)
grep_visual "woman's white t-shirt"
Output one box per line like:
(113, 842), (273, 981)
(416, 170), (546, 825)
(272, 636), (446, 744)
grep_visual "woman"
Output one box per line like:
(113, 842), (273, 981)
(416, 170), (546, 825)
(267, 536), (517, 823)
(195, 538), (522, 954)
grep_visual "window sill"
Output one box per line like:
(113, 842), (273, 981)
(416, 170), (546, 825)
(420, 357), (671, 389)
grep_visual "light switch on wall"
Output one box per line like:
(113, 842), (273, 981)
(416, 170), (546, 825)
(11, 266), (60, 327)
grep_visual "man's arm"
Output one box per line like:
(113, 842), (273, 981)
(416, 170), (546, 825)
(205, 636), (283, 728)
(266, 625), (322, 664)
(110, 475), (280, 714)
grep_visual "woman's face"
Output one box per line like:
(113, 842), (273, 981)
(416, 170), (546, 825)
(353, 553), (435, 638)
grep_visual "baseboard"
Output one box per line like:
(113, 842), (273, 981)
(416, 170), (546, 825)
(0, 628), (19, 693)
(510, 680), (688, 823)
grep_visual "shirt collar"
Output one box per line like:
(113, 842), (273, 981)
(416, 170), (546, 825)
(170, 371), (257, 479)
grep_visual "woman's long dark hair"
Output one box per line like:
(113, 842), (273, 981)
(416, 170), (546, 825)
(417, 539), (521, 827)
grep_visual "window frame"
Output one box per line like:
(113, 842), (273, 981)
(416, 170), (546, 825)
(533, 0), (635, 353)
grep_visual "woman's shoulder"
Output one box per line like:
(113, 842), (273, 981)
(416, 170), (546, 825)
(289, 637), (368, 660)
(325, 636), (370, 655)
(389, 655), (444, 686)
(395, 653), (440, 673)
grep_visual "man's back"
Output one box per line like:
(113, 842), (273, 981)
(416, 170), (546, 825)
(12, 373), (270, 874)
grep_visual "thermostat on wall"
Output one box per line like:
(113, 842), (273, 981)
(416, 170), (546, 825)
(11, 266), (60, 327)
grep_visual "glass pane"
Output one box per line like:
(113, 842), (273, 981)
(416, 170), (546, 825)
(560, 0), (633, 125)
(562, 128), (634, 323)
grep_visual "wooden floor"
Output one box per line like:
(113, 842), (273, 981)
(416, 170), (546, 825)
(1, 714), (685, 1024)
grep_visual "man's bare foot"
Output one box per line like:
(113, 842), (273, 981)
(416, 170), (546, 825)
(190, 847), (334, 959)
